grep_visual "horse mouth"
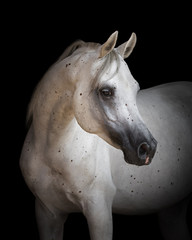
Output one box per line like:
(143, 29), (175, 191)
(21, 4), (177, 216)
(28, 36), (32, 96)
(123, 151), (152, 166)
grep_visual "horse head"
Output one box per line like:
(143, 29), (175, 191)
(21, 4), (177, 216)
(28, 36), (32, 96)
(70, 31), (157, 166)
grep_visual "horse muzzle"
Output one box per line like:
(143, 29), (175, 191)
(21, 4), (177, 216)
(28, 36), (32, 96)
(123, 137), (157, 166)
(105, 121), (157, 166)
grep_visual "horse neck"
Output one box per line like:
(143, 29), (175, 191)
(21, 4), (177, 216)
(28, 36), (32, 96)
(31, 61), (76, 145)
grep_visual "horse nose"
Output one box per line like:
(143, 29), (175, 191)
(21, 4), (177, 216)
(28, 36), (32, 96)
(137, 142), (150, 161)
(137, 140), (157, 165)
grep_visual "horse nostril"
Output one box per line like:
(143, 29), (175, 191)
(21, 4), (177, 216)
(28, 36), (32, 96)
(137, 142), (150, 161)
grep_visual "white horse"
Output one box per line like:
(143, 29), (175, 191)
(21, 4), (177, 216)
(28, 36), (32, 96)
(20, 31), (192, 240)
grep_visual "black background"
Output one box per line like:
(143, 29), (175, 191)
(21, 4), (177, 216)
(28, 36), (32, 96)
(4, 2), (191, 239)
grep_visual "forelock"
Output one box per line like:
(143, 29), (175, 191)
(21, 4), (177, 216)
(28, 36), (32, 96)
(91, 50), (120, 89)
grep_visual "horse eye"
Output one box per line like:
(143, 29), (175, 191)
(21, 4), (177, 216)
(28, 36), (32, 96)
(100, 88), (114, 98)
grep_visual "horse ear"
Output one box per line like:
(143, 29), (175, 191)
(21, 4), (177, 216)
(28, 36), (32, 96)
(117, 32), (137, 59)
(99, 31), (118, 58)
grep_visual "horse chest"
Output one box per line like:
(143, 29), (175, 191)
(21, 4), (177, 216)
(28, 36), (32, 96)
(35, 137), (115, 211)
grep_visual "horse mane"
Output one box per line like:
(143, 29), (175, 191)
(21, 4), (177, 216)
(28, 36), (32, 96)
(56, 40), (85, 62)
(26, 40), (86, 127)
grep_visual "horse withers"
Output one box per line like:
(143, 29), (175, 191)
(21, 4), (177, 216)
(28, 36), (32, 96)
(20, 31), (192, 240)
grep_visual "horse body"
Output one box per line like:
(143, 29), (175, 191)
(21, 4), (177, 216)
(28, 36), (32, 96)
(20, 32), (192, 240)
